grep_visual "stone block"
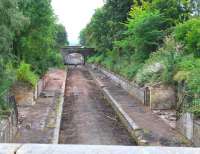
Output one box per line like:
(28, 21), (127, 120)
(11, 83), (36, 106)
(149, 85), (176, 110)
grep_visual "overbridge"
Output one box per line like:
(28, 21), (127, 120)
(61, 46), (95, 65)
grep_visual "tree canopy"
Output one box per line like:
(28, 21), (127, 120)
(82, 0), (200, 116)
(0, 0), (68, 93)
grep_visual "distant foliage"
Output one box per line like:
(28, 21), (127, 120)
(55, 24), (69, 47)
(84, 0), (195, 81)
(151, 0), (190, 27)
(79, 0), (133, 51)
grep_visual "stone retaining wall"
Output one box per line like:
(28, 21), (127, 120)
(0, 78), (47, 143)
(148, 85), (176, 110)
(91, 65), (177, 110)
(12, 78), (47, 107)
(91, 65), (145, 104)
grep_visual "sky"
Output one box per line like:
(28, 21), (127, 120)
(51, 0), (104, 45)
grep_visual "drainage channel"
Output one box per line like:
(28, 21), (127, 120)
(59, 66), (135, 145)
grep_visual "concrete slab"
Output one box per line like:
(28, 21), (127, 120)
(16, 145), (200, 154)
(17, 145), (129, 154)
(0, 144), (21, 154)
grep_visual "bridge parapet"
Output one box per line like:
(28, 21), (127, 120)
(1, 144), (200, 154)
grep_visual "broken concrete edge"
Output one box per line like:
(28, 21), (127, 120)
(1, 144), (200, 154)
(52, 68), (67, 144)
(103, 88), (146, 145)
(88, 68), (148, 146)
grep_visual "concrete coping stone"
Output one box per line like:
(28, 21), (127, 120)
(52, 70), (67, 144)
(103, 87), (140, 130)
(0, 144), (21, 154)
(0, 144), (197, 154)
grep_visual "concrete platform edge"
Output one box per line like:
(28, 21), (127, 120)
(88, 67), (148, 145)
(52, 68), (67, 144)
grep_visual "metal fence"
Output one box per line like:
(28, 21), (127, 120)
(0, 89), (18, 122)
(176, 82), (200, 119)
(0, 89), (18, 142)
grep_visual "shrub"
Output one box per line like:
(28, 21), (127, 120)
(47, 51), (64, 69)
(174, 55), (200, 94)
(174, 18), (200, 56)
(16, 62), (38, 87)
(87, 54), (105, 64)
(135, 37), (181, 85)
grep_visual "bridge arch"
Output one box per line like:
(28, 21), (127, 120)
(61, 46), (95, 65)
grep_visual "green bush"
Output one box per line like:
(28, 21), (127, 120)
(175, 18), (200, 56)
(126, 6), (166, 56)
(135, 37), (181, 85)
(47, 51), (64, 69)
(174, 55), (200, 94)
(87, 54), (105, 64)
(16, 62), (38, 87)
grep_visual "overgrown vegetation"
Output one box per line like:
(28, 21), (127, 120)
(80, 0), (200, 116)
(0, 0), (68, 115)
(16, 62), (38, 87)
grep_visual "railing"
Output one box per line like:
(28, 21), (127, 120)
(1, 144), (200, 154)
(0, 89), (18, 122)
(0, 89), (18, 143)
(176, 82), (200, 119)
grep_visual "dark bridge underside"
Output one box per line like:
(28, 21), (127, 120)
(61, 46), (95, 57)
(61, 46), (95, 65)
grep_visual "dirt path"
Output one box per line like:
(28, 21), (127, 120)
(59, 66), (135, 145)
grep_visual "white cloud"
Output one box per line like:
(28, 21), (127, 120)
(51, 0), (104, 45)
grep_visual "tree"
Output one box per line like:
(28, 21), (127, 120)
(55, 24), (69, 47)
(79, 0), (133, 52)
(14, 0), (62, 74)
(151, 0), (191, 27)
(0, 0), (27, 93)
(0, 0), (27, 57)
